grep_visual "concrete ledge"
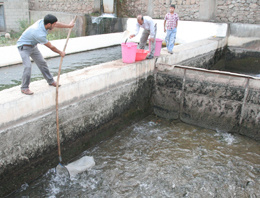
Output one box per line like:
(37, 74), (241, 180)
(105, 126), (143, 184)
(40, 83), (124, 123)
(157, 36), (227, 65)
(0, 59), (155, 129)
(126, 19), (228, 44)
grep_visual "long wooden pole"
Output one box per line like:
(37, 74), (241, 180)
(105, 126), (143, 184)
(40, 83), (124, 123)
(56, 16), (77, 163)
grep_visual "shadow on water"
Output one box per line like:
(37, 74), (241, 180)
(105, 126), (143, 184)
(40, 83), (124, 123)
(0, 45), (121, 91)
(10, 115), (260, 197)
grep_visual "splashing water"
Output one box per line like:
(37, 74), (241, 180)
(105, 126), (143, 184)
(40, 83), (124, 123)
(91, 13), (116, 24)
(215, 129), (236, 145)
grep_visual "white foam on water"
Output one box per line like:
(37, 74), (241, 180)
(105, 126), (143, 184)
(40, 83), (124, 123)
(20, 183), (29, 192)
(91, 13), (116, 24)
(47, 183), (60, 195)
(157, 136), (162, 141)
(148, 121), (156, 126)
(215, 129), (236, 145)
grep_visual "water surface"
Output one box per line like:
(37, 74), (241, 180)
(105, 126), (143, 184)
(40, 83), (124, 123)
(12, 115), (260, 197)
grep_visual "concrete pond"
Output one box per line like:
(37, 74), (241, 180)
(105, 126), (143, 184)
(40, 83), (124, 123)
(0, 19), (260, 196)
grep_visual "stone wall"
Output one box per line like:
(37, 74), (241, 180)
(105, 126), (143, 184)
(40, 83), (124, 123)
(29, 0), (97, 14)
(118, 0), (259, 24)
(117, 0), (201, 19)
(216, 0), (259, 24)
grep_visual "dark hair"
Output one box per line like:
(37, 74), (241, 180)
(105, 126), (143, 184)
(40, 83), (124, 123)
(44, 14), (58, 25)
(170, 5), (175, 8)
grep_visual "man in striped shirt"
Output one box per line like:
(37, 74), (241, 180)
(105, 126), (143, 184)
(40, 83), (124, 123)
(164, 5), (179, 54)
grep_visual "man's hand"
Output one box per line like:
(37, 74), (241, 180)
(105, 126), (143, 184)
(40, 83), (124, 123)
(69, 20), (75, 28)
(129, 34), (135, 39)
(55, 21), (75, 28)
(149, 38), (155, 42)
(164, 28), (166, 33)
(60, 51), (65, 57)
(45, 41), (65, 57)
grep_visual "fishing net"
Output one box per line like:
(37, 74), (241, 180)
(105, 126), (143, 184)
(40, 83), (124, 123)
(56, 163), (70, 178)
(65, 156), (95, 177)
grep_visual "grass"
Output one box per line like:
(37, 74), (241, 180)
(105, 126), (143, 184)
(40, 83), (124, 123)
(0, 19), (76, 47)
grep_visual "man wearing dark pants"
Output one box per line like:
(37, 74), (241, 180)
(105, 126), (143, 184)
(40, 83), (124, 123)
(130, 15), (157, 59)
(17, 14), (75, 95)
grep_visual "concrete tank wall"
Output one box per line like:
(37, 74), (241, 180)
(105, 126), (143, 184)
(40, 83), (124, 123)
(153, 64), (260, 141)
(0, 59), (155, 196)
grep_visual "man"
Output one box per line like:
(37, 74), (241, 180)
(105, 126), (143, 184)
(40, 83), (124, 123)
(17, 14), (75, 95)
(164, 5), (179, 54)
(129, 15), (157, 59)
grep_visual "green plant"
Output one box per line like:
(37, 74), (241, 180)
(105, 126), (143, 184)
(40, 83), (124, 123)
(0, 37), (7, 44)
(47, 29), (76, 41)
(18, 19), (33, 33)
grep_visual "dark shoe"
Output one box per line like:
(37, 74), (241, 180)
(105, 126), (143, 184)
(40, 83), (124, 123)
(146, 55), (154, 59)
(49, 81), (61, 87)
(21, 89), (34, 95)
(168, 51), (173, 54)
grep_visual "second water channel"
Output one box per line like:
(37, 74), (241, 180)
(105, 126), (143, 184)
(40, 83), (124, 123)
(0, 46), (121, 91)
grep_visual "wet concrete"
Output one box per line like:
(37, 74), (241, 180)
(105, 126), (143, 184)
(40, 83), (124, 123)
(85, 15), (127, 35)
(178, 39), (260, 77)
(154, 64), (260, 141)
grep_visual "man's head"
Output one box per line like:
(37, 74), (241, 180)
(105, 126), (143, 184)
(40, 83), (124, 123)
(137, 15), (144, 25)
(170, 5), (175, 13)
(44, 14), (58, 30)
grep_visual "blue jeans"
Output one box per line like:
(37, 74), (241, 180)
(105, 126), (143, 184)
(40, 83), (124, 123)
(165, 28), (177, 52)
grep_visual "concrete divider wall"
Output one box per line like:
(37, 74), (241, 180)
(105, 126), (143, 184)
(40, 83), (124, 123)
(157, 36), (227, 66)
(153, 64), (260, 141)
(228, 23), (260, 47)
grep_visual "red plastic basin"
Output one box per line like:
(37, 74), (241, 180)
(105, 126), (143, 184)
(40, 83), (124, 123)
(135, 49), (149, 61)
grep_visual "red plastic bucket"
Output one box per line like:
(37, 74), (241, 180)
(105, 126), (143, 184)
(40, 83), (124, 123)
(121, 42), (138, 63)
(135, 49), (149, 61)
(149, 38), (163, 56)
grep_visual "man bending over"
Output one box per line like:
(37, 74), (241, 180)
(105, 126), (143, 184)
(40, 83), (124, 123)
(17, 14), (75, 95)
